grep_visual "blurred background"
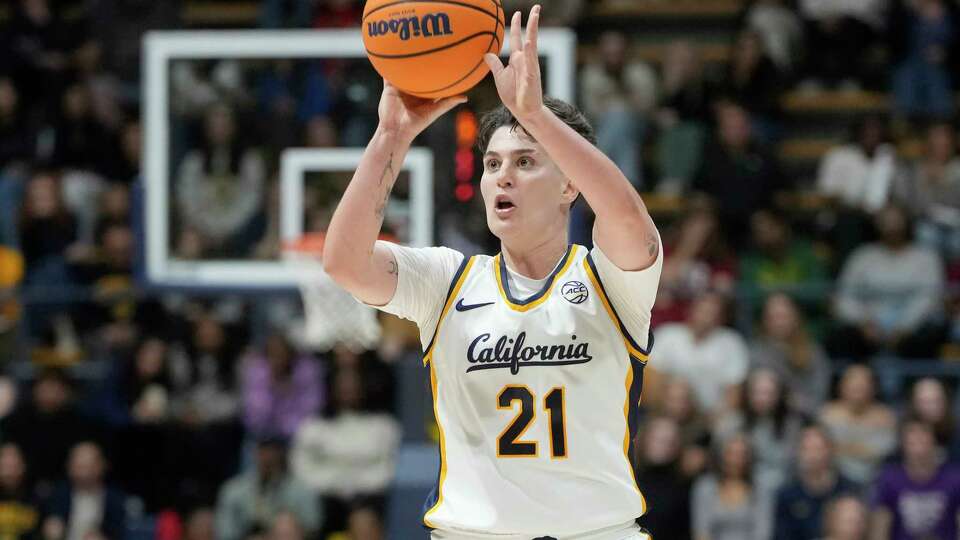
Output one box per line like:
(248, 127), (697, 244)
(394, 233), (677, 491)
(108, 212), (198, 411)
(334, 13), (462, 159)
(0, 0), (959, 539)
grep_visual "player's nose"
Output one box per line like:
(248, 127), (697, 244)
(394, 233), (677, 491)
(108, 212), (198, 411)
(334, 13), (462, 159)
(494, 168), (514, 188)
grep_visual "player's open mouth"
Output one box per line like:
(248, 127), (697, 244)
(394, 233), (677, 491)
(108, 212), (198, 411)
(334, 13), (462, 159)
(494, 195), (516, 216)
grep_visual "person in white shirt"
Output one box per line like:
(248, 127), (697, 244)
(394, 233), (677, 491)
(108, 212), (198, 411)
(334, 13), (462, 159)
(322, 6), (662, 539)
(649, 291), (749, 411)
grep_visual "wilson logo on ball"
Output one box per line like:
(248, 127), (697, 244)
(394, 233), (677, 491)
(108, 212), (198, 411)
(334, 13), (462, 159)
(366, 13), (454, 41)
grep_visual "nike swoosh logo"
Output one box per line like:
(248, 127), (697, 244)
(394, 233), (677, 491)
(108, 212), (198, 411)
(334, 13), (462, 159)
(455, 299), (495, 312)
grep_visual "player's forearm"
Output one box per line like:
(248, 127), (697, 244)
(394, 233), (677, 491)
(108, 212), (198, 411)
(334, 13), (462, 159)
(323, 127), (410, 278)
(519, 105), (658, 268)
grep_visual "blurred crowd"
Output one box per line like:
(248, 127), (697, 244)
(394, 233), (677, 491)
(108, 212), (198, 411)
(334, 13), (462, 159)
(0, 0), (959, 539)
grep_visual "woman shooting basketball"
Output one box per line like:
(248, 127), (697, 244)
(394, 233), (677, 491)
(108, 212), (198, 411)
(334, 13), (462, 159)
(324, 5), (662, 539)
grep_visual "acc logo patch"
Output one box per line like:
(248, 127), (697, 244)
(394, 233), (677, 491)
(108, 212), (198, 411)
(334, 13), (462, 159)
(561, 281), (589, 304)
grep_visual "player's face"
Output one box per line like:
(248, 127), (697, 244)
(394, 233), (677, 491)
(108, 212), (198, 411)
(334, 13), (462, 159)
(480, 126), (577, 245)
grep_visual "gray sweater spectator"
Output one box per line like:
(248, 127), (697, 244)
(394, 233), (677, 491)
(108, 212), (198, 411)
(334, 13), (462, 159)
(215, 439), (320, 540)
(831, 205), (946, 359)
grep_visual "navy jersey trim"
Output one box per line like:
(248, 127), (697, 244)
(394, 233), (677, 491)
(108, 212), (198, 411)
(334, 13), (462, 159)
(584, 254), (655, 357)
(423, 255), (473, 360)
(497, 244), (574, 305)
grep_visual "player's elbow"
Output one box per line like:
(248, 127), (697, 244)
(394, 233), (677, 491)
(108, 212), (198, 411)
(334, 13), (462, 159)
(321, 242), (353, 286)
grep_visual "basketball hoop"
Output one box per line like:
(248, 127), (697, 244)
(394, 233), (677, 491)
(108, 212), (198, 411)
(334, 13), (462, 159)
(282, 232), (382, 352)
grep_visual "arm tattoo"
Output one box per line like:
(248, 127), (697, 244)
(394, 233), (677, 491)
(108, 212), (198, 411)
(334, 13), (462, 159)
(646, 233), (659, 258)
(375, 152), (396, 219)
(378, 152), (395, 186)
(387, 260), (398, 276)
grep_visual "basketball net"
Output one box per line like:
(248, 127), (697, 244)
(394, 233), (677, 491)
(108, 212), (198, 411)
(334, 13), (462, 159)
(282, 233), (382, 352)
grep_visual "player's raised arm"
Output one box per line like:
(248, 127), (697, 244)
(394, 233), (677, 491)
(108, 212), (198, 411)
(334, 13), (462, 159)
(323, 81), (465, 305)
(483, 5), (659, 271)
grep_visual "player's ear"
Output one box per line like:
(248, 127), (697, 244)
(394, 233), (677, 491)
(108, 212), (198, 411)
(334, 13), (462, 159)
(560, 178), (579, 205)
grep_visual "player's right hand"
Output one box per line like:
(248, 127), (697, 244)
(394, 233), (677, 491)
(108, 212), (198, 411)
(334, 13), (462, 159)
(377, 79), (467, 142)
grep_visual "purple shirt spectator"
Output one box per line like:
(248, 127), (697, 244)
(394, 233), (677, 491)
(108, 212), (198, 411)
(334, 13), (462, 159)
(872, 463), (960, 540)
(242, 334), (323, 439)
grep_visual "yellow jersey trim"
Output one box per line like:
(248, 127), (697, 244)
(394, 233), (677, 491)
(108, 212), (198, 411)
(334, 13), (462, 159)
(493, 245), (580, 312)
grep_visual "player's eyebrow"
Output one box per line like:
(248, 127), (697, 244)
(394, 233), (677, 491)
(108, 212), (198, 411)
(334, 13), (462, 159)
(484, 148), (538, 158)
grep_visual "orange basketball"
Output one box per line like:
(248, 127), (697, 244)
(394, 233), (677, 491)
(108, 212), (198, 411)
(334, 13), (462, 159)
(362, 0), (505, 99)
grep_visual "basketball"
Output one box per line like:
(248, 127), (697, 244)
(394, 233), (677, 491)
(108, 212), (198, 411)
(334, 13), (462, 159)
(362, 0), (505, 99)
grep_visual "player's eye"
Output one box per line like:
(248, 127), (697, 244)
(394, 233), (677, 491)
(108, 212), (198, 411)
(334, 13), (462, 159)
(485, 159), (500, 171)
(517, 157), (533, 168)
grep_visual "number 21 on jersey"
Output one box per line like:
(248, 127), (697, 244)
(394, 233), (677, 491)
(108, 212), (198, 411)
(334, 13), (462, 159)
(496, 386), (567, 458)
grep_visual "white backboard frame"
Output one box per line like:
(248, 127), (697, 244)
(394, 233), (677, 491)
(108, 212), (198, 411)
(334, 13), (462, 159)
(279, 147), (435, 248)
(143, 28), (576, 289)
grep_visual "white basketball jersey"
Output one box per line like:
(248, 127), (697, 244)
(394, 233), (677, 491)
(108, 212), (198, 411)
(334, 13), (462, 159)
(421, 245), (652, 536)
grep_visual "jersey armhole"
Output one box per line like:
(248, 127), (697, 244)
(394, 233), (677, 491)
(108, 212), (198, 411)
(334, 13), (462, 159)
(422, 255), (475, 366)
(583, 254), (654, 362)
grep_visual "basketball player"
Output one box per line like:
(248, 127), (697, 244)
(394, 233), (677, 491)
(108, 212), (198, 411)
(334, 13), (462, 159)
(324, 5), (661, 539)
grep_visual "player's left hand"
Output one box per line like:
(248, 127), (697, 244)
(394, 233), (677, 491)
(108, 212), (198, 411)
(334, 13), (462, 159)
(483, 5), (543, 121)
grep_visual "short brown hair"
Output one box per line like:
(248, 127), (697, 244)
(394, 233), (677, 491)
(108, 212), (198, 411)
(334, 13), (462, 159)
(477, 97), (597, 152)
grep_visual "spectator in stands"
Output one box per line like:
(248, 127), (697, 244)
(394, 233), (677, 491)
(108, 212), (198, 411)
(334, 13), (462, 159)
(751, 293), (831, 416)
(171, 314), (241, 426)
(888, 0), (958, 121)
(693, 100), (788, 242)
(215, 437), (320, 540)
(655, 378), (712, 478)
(257, 60), (331, 154)
(691, 433), (775, 540)
(819, 495), (869, 540)
(1, 369), (100, 494)
(176, 103), (266, 258)
(98, 336), (173, 428)
(870, 417), (960, 540)
(327, 345), (395, 414)
(290, 368), (400, 530)
(907, 378), (959, 460)
(655, 41), (710, 193)
(41, 441), (126, 540)
(893, 120), (960, 262)
(0, 443), (40, 540)
(0, 76), (34, 174)
(773, 425), (859, 540)
(717, 29), (785, 135)
(740, 0), (804, 74)
(241, 332), (323, 440)
(50, 83), (115, 183)
(18, 171), (76, 282)
(739, 210), (829, 313)
(716, 368), (804, 487)
(580, 30), (657, 189)
(650, 291), (749, 411)
(798, 0), (887, 89)
(829, 204), (946, 359)
(654, 199), (736, 326)
(635, 416), (692, 540)
(816, 115), (898, 215)
(1, 0), (74, 116)
(819, 364), (897, 484)
(87, 0), (181, 94)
